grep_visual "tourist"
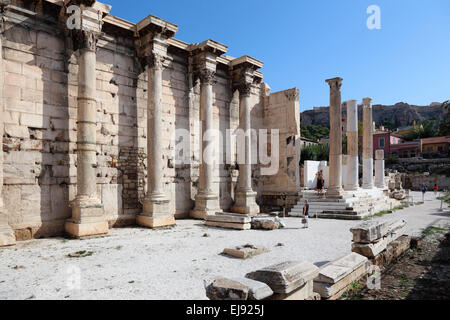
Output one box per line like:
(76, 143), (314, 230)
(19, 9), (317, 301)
(433, 184), (439, 198)
(316, 170), (324, 196)
(302, 200), (310, 229)
(421, 184), (428, 202)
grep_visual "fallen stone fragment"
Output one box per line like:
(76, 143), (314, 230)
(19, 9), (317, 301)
(350, 220), (390, 244)
(230, 278), (274, 300)
(270, 280), (314, 300)
(251, 217), (280, 230)
(246, 261), (319, 294)
(205, 221), (251, 230)
(223, 244), (269, 259)
(205, 278), (249, 300)
(68, 251), (94, 258)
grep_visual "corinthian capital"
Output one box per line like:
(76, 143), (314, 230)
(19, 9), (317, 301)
(199, 69), (216, 85)
(326, 77), (343, 92)
(236, 83), (252, 97)
(71, 29), (98, 52)
(145, 53), (165, 70)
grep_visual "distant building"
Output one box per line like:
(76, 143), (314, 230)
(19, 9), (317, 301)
(300, 137), (319, 149)
(320, 137), (330, 148)
(421, 136), (450, 156)
(395, 121), (423, 136)
(372, 127), (420, 158)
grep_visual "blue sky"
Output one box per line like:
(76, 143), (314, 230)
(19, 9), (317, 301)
(107, 0), (450, 112)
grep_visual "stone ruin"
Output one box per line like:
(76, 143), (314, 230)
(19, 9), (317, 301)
(205, 219), (414, 301)
(0, 0), (301, 245)
(290, 83), (402, 220)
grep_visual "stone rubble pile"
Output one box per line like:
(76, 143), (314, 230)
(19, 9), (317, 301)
(351, 219), (407, 259)
(313, 253), (369, 300)
(246, 261), (319, 300)
(205, 261), (320, 300)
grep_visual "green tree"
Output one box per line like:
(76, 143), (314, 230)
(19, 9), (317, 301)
(300, 144), (330, 164)
(301, 125), (330, 142)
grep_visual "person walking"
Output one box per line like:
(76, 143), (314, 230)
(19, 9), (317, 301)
(421, 183), (428, 202)
(433, 184), (439, 198)
(302, 200), (310, 229)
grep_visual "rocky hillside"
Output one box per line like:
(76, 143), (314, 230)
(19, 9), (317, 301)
(301, 102), (445, 128)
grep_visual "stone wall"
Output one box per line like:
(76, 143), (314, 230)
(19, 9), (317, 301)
(0, 2), (266, 238)
(260, 87), (301, 211)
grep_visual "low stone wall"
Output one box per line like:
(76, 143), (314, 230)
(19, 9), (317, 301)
(402, 174), (450, 191)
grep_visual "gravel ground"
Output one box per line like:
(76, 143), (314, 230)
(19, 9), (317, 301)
(0, 191), (448, 300)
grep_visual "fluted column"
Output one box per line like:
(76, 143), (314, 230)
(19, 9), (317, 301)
(191, 69), (220, 219)
(362, 98), (374, 189)
(137, 54), (174, 228)
(326, 77), (344, 197)
(231, 83), (260, 214)
(0, 18), (16, 246)
(65, 29), (109, 238)
(375, 150), (386, 189)
(345, 100), (359, 191)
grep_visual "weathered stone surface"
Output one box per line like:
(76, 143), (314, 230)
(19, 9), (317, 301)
(314, 253), (368, 286)
(230, 278), (274, 300)
(350, 220), (390, 244)
(246, 261), (319, 294)
(205, 221), (251, 230)
(223, 244), (269, 259)
(313, 264), (367, 299)
(270, 280), (314, 300)
(371, 235), (412, 268)
(251, 217), (280, 230)
(205, 278), (249, 300)
(206, 213), (252, 224)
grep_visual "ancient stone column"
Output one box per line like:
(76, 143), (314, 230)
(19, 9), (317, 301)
(326, 77), (344, 197)
(191, 69), (221, 219)
(136, 16), (177, 228)
(65, 29), (109, 238)
(362, 98), (374, 189)
(0, 17), (16, 246)
(230, 56), (263, 214)
(231, 83), (260, 214)
(345, 100), (359, 191)
(375, 150), (386, 189)
(136, 53), (174, 228)
(189, 40), (227, 219)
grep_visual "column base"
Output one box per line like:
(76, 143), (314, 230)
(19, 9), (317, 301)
(190, 192), (221, 220)
(137, 196), (174, 229)
(344, 185), (359, 192)
(0, 211), (16, 247)
(231, 191), (260, 215)
(326, 187), (344, 198)
(66, 200), (109, 238)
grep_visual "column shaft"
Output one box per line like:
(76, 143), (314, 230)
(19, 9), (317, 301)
(76, 49), (98, 199)
(345, 100), (359, 191)
(0, 32), (16, 245)
(66, 31), (109, 238)
(375, 150), (386, 188)
(231, 86), (259, 214)
(147, 64), (165, 197)
(138, 54), (174, 228)
(191, 70), (220, 219)
(326, 78), (344, 196)
(363, 98), (374, 189)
